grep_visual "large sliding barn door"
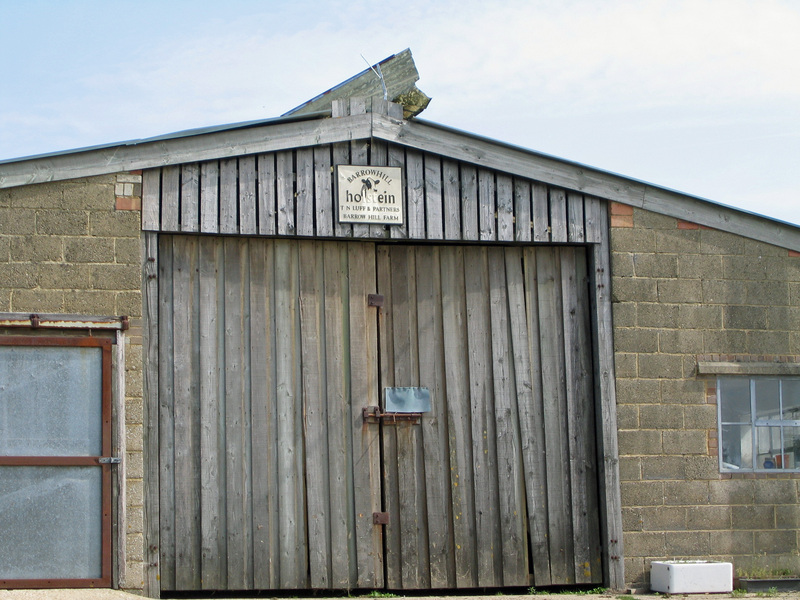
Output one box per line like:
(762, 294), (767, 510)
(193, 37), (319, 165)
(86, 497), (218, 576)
(157, 236), (382, 592)
(377, 245), (602, 589)
(157, 236), (603, 593)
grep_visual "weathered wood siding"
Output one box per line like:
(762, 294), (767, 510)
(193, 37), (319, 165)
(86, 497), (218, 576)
(157, 236), (602, 592)
(141, 146), (603, 245)
(157, 236), (383, 592)
(378, 244), (603, 589)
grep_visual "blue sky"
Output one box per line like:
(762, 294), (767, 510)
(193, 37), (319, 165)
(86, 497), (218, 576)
(1, 0), (799, 226)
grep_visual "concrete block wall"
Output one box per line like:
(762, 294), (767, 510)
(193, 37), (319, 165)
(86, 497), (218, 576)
(0, 173), (144, 592)
(610, 202), (800, 587)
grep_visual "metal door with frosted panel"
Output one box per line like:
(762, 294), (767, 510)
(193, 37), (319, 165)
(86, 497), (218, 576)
(0, 336), (113, 588)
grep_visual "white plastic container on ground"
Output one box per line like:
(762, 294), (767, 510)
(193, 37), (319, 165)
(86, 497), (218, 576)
(650, 560), (733, 593)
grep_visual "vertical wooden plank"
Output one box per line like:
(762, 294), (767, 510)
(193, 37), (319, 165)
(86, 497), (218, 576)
(487, 247), (527, 585)
(199, 236), (224, 590)
(324, 242), (355, 588)
(332, 101), (353, 239)
(276, 151), (295, 236)
(257, 153), (276, 236)
(157, 236), (175, 591)
(424, 154), (443, 240)
(299, 241), (330, 588)
(532, 182), (550, 242)
(550, 188), (568, 243)
(589, 203), (625, 589)
(461, 165), (478, 241)
(172, 236), (201, 590)
(200, 162), (219, 234)
(161, 166), (180, 232)
(239, 156), (257, 235)
(350, 98), (370, 239)
(296, 148), (315, 236)
(464, 246), (501, 587)
(568, 191), (585, 243)
(348, 243), (384, 588)
(369, 140), (389, 239)
(415, 246), (455, 588)
(496, 174), (514, 242)
(377, 245), (401, 588)
(507, 247), (551, 586)
(180, 163), (199, 233)
(584, 196), (603, 244)
(223, 238), (251, 589)
(390, 246), (427, 589)
(142, 231), (161, 598)
(275, 240), (304, 588)
(141, 169), (161, 231)
(219, 159), (238, 235)
(562, 248), (603, 583)
(406, 150), (425, 240)
(478, 169), (496, 241)
(560, 248), (585, 583)
(439, 246), (477, 588)
(314, 146), (333, 237)
(442, 160), (461, 241)
(514, 178), (532, 242)
(388, 145), (408, 240)
(250, 239), (279, 589)
(537, 247), (574, 585)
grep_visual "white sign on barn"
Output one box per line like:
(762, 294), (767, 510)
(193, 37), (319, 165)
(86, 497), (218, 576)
(337, 165), (403, 224)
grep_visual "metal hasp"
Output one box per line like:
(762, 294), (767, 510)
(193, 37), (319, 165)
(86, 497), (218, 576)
(368, 293), (384, 307)
(373, 512), (390, 525)
(362, 405), (421, 425)
(98, 457), (121, 464)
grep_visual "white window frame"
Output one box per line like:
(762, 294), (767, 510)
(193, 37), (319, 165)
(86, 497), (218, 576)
(718, 376), (800, 473)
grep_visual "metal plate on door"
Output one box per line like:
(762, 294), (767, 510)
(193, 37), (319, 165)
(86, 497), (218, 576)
(385, 387), (431, 413)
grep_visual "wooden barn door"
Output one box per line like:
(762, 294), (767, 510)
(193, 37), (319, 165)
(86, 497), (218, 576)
(157, 236), (383, 593)
(376, 244), (603, 589)
(157, 236), (603, 593)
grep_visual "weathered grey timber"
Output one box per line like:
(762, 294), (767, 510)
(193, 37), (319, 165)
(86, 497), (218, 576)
(139, 101), (605, 245)
(155, 236), (605, 594)
(284, 49), (430, 119)
(142, 232), (161, 598)
(4, 93), (796, 250)
(588, 201), (625, 589)
(375, 244), (603, 591)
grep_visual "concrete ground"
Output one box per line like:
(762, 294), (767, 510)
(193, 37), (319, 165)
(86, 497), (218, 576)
(2, 591), (800, 600)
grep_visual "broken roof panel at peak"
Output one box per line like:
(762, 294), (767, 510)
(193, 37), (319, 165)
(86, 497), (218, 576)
(283, 48), (431, 119)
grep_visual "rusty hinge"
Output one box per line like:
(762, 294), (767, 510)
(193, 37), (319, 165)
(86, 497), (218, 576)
(30, 314), (40, 328)
(373, 512), (389, 525)
(121, 315), (130, 330)
(368, 293), (384, 307)
(98, 457), (122, 464)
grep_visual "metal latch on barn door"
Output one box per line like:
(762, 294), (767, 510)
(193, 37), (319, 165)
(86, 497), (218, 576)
(98, 457), (121, 464)
(368, 294), (384, 307)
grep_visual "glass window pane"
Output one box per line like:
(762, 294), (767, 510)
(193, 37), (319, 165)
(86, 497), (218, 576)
(754, 379), (781, 421)
(0, 346), (103, 456)
(0, 466), (102, 579)
(782, 380), (800, 421)
(721, 424), (752, 469)
(719, 378), (751, 423)
(756, 426), (783, 468)
(780, 426), (800, 469)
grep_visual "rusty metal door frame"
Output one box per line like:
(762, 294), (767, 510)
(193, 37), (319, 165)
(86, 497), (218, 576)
(0, 334), (114, 589)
